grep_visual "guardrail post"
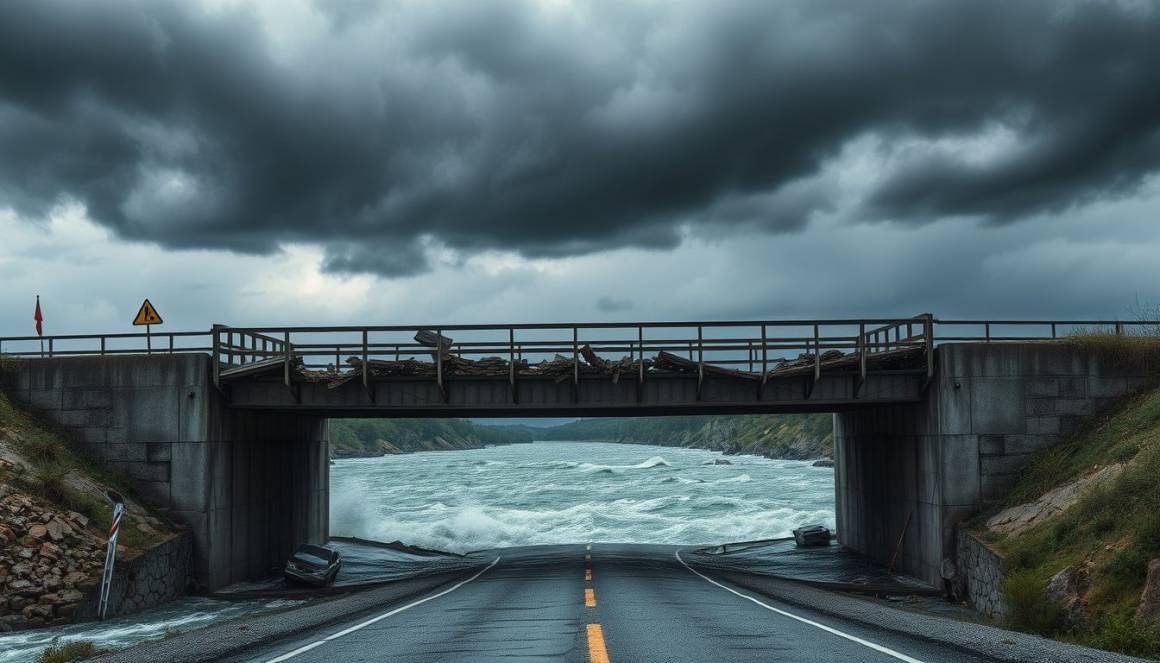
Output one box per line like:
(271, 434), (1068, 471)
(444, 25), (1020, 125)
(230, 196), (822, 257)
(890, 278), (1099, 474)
(48, 338), (54, 358)
(858, 322), (867, 394)
(362, 330), (372, 402)
(168, 334), (175, 354)
(436, 329), (446, 403)
(696, 325), (704, 401)
(283, 331), (291, 390)
(813, 323), (821, 382)
(211, 326), (222, 389)
(100, 336), (106, 356)
(509, 328), (518, 404)
(985, 322), (991, 342)
(636, 326), (644, 403)
(1116, 321), (1124, 336)
(924, 314), (934, 382)
(572, 327), (580, 403)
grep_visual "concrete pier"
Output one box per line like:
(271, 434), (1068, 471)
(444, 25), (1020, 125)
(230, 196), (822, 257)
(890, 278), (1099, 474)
(1, 355), (328, 590)
(834, 343), (1152, 586)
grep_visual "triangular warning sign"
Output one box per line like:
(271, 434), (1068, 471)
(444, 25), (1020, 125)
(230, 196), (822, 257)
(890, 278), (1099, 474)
(132, 299), (163, 326)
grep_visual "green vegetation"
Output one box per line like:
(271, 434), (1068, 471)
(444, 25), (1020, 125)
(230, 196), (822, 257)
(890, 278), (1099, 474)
(539, 414), (832, 459)
(329, 418), (534, 457)
(0, 392), (160, 551)
(37, 640), (107, 663)
(985, 386), (1160, 658)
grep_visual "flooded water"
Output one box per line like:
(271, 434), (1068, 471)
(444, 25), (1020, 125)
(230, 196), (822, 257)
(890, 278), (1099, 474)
(330, 441), (835, 551)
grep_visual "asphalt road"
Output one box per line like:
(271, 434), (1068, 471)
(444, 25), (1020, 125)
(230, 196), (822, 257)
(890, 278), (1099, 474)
(238, 544), (993, 663)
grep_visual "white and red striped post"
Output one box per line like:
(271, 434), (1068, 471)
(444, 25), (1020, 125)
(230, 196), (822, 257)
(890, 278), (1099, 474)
(98, 492), (125, 620)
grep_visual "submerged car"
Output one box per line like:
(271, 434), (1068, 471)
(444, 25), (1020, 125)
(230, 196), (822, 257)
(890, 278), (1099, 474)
(284, 544), (342, 586)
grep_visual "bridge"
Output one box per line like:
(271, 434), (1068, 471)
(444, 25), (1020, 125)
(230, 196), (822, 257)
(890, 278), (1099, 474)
(1, 315), (1156, 595)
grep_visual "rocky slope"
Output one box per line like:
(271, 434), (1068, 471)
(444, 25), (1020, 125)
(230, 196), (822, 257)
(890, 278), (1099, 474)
(973, 385), (1160, 658)
(329, 418), (534, 458)
(0, 391), (178, 633)
(538, 414), (833, 460)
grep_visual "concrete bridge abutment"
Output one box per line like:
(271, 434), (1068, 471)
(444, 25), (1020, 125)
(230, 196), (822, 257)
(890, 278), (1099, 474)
(1, 355), (328, 590)
(834, 343), (1153, 587)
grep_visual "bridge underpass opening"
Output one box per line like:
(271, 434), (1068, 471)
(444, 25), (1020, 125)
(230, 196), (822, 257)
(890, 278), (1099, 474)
(323, 415), (839, 555)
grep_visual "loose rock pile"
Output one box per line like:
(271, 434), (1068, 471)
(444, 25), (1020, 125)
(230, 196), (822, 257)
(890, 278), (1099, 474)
(0, 486), (105, 632)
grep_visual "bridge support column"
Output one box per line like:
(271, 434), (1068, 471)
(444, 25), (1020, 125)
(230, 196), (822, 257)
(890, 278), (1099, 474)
(1, 355), (329, 590)
(834, 343), (1152, 586)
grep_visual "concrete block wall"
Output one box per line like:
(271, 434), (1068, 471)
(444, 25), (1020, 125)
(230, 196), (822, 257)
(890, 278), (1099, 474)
(1, 355), (329, 590)
(835, 342), (1152, 587)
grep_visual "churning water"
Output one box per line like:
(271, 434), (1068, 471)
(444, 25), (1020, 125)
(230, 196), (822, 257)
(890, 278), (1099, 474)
(330, 441), (835, 551)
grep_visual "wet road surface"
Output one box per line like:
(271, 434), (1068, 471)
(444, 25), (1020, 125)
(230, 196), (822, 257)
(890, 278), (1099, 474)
(239, 544), (990, 663)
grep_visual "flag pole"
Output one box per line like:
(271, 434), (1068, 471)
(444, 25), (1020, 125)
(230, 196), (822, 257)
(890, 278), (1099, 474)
(37, 295), (44, 358)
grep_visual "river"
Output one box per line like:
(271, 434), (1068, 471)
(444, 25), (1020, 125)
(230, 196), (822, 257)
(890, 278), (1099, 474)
(330, 441), (835, 550)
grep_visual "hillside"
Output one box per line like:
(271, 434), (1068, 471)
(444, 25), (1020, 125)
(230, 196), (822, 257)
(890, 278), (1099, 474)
(538, 414), (833, 460)
(0, 391), (179, 632)
(329, 418), (534, 457)
(974, 385), (1160, 658)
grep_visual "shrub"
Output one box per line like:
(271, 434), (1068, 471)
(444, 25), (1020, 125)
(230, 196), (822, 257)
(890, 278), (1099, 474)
(1088, 613), (1160, 660)
(22, 432), (63, 465)
(1003, 569), (1062, 636)
(37, 640), (105, 663)
(1101, 546), (1149, 590)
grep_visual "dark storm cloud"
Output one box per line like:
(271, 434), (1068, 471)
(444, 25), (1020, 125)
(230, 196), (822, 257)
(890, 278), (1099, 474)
(2, 0), (1160, 276)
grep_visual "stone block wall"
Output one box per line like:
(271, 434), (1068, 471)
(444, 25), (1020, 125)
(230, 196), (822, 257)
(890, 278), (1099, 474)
(74, 532), (194, 621)
(835, 342), (1152, 587)
(1, 355), (329, 590)
(956, 530), (1007, 619)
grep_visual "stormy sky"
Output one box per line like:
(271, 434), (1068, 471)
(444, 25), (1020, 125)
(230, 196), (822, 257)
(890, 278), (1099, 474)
(2, 0), (1160, 335)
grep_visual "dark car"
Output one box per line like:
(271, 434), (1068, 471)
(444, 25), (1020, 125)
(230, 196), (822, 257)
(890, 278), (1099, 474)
(284, 544), (342, 586)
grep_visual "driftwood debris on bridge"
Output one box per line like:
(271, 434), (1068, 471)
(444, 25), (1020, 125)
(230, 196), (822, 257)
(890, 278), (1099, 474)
(276, 343), (924, 390)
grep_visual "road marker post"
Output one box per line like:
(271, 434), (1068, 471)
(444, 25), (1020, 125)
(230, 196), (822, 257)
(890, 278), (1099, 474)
(98, 490), (125, 620)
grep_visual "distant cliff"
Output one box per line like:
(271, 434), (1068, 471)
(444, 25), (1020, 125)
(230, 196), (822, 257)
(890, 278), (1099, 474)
(538, 414), (832, 460)
(330, 419), (534, 458)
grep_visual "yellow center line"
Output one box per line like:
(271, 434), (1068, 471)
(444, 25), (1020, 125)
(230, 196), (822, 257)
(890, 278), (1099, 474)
(587, 624), (610, 663)
(585, 588), (596, 607)
(585, 568), (592, 581)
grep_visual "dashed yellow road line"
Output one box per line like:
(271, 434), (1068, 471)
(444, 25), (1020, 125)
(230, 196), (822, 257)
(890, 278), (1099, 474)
(587, 624), (610, 663)
(585, 587), (597, 608)
(585, 568), (592, 581)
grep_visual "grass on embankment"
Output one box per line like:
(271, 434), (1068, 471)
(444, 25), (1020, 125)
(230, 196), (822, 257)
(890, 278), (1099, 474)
(980, 380), (1160, 658)
(0, 390), (167, 551)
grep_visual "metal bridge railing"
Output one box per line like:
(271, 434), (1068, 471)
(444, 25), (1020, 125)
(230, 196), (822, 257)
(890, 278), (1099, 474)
(3, 316), (1157, 394)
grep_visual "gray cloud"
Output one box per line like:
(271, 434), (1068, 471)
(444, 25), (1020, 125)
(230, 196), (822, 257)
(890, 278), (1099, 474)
(2, 0), (1159, 276)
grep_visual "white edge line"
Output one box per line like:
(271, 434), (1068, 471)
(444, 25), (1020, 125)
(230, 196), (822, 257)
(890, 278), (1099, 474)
(675, 551), (925, 663)
(266, 556), (502, 663)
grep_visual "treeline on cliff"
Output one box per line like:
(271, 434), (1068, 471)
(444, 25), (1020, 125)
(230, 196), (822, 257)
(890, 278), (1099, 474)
(537, 414), (833, 460)
(330, 418), (534, 457)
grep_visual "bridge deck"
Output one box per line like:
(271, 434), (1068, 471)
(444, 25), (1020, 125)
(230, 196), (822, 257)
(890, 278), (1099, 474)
(4, 315), (1156, 416)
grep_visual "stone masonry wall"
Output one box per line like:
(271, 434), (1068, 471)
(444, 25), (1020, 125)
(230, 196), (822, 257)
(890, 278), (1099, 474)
(957, 530), (1007, 619)
(836, 342), (1152, 588)
(2, 355), (329, 590)
(74, 532), (193, 621)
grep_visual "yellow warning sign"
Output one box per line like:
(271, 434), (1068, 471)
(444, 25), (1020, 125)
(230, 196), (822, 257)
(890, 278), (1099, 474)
(132, 299), (163, 326)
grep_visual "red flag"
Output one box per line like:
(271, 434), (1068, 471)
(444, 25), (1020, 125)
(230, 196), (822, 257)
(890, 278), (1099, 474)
(34, 296), (43, 337)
